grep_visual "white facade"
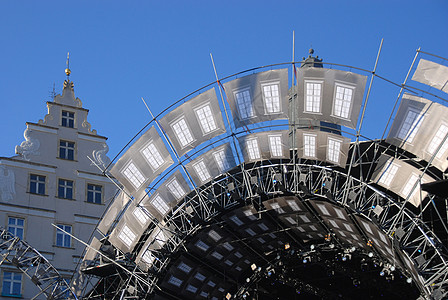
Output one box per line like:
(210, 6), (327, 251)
(0, 79), (117, 299)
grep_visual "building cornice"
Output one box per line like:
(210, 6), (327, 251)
(0, 157), (57, 173)
(46, 101), (89, 112)
(26, 122), (58, 134)
(78, 131), (108, 142)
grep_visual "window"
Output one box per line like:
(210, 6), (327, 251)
(246, 138), (261, 160)
(178, 262), (192, 274)
(195, 240), (210, 252)
(87, 184), (102, 204)
(223, 242), (234, 251)
(195, 104), (217, 134)
(327, 138), (342, 163)
(286, 200), (301, 211)
(59, 140), (75, 160)
(172, 117), (194, 147)
(142, 250), (155, 265)
(402, 173), (420, 199)
(61, 111), (75, 128)
(208, 230), (222, 242)
(122, 161), (145, 189)
(1, 271), (22, 297)
(245, 228), (256, 236)
(118, 225), (136, 248)
(268, 135), (283, 157)
(224, 259), (234, 266)
(427, 124), (448, 158)
(151, 195), (170, 215)
(305, 81), (322, 113)
(141, 142), (164, 170)
(211, 251), (223, 260)
(378, 162), (399, 187)
(397, 108), (424, 143)
(29, 174), (45, 195)
(193, 160), (211, 182)
(333, 84), (354, 119)
(285, 216), (297, 225)
(262, 83), (281, 114)
(235, 88), (254, 119)
(229, 215), (243, 226)
(8, 217), (24, 239)
(168, 275), (182, 287)
(270, 202), (285, 214)
(195, 272), (206, 282)
(166, 179), (186, 200)
(154, 229), (167, 247)
(133, 206), (150, 225)
(56, 224), (72, 248)
(58, 179), (73, 199)
(213, 149), (230, 172)
(186, 284), (197, 293)
(299, 215), (310, 223)
(303, 134), (316, 157)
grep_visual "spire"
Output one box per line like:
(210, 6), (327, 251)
(65, 52), (71, 79)
(63, 52), (74, 91)
(301, 48), (323, 68)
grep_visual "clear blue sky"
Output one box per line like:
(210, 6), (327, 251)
(1, 1), (447, 159)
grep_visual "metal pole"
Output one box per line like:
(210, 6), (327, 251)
(342, 39), (383, 205)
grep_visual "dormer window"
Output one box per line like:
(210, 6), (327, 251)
(62, 111), (74, 128)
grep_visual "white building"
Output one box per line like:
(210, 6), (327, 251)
(0, 77), (117, 299)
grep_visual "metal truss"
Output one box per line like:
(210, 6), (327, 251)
(81, 140), (448, 299)
(0, 227), (76, 300)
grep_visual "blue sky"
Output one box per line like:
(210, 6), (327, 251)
(1, 1), (447, 159)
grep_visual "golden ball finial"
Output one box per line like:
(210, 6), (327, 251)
(65, 68), (71, 76)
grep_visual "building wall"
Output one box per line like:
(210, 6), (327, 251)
(0, 79), (117, 299)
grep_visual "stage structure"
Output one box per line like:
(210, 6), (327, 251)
(0, 227), (76, 299)
(72, 49), (448, 299)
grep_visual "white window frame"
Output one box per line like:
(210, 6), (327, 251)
(397, 107), (424, 143)
(193, 160), (211, 183)
(1, 270), (22, 297)
(7, 217), (25, 240)
(304, 80), (323, 114)
(332, 82), (355, 119)
(194, 102), (218, 135)
(234, 87), (254, 120)
(140, 140), (165, 171)
(55, 224), (72, 248)
(246, 138), (261, 160)
(268, 134), (283, 157)
(166, 178), (186, 200)
(141, 249), (155, 265)
(59, 140), (75, 160)
(426, 123), (448, 159)
(213, 148), (230, 172)
(261, 81), (282, 115)
(29, 174), (46, 195)
(402, 173), (420, 199)
(61, 110), (75, 128)
(151, 194), (170, 215)
(118, 225), (136, 248)
(58, 178), (74, 199)
(133, 206), (150, 225)
(378, 161), (399, 187)
(303, 133), (317, 158)
(122, 161), (146, 189)
(87, 183), (102, 204)
(170, 116), (195, 148)
(327, 137), (342, 164)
